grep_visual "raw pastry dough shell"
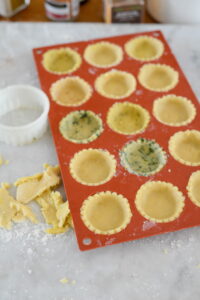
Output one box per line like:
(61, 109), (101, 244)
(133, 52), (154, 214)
(120, 138), (167, 176)
(95, 70), (136, 99)
(125, 35), (164, 61)
(69, 148), (116, 186)
(59, 110), (103, 144)
(169, 130), (200, 166)
(42, 48), (82, 75)
(153, 95), (196, 127)
(81, 191), (132, 235)
(107, 102), (150, 135)
(187, 171), (200, 207)
(135, 181), (185, 223)
(84, 41), (123, 68)
(138, 64), (179, 92)
(50, 76), (92, 107)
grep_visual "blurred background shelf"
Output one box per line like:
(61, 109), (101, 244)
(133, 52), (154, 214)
(0, 0), (156, 23)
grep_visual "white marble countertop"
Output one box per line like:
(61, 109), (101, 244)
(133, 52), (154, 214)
(0, 23), (200, 300)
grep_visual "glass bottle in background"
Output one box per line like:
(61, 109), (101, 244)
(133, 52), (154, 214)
(0, 0), (30, 17)
(45, 0), (80, 21)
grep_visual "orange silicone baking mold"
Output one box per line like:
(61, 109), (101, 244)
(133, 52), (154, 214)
(33, 31), (200, 251)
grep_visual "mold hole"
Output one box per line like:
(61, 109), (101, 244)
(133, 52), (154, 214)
(83, 238), (92, 246)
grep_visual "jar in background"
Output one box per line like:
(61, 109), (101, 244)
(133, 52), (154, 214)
(103, 0), (144, 23)
(0, 0), (30, 17)
(45, 0), (80, 21)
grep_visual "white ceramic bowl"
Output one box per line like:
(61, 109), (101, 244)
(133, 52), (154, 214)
(147, 0), (200, 24)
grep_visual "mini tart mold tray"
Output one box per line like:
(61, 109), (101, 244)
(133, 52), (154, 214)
(59, 110), (103, 144)
(138, 64), (179, 92)
(107, 102), (150, 135)
(50, 76), (92, 107)
(187, 171), (200, 207)
(84, 41), (123, 68)
(153, 95), (196, 127)
(125, 35), (164, 61)
(169, 130), (200, 166)
(135, 181), (185, 223)
(69, 148), (116, 186)
(33, 30), (200, 251)
(95, 70), (136, 99)
(42, 48), (82, 75)
(80, 191), (132, 235)
(120, 138), (167, 176)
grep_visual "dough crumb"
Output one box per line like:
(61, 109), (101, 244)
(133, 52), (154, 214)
(162, 249), (168, 254)
(0, 155), (9, 166)
(60, 278), (69, 284)
(1, 182), (11, 189)
(196, 264), (200, 268)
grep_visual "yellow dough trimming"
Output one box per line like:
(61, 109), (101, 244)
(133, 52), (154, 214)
(84, 41), (123, 68)
(59, 110), (103, 144)
(138, 63), (179, 92)
(36, 190), (72, 234)
(169, 130), (200, 166)
(153, 94), (196, 126)
(70, 148), (116, 186)
(187, 171), (200, 207)
(0, 188), (38, 229)
(42, 47), (82, 74)
(135, 181), (185, 223)
(95, 70), (136, 99)
(50, 76), (92, 107)
(81, 191), (132, 235)
(125, 35), (164, 61)
(15, 164), (60, 204)
(107, 102), (150, 135)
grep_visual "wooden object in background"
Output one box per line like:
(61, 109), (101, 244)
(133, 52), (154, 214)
(0, 0), (156, 22)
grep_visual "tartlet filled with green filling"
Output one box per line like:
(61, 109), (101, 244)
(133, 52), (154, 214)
(120, 138), (167, 176)
(59, 110), (103, 144)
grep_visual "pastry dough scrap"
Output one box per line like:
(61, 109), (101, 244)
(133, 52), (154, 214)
(169, 130), (200, 166)
(59, 110), (103, 144)
(120, 138), (167, 176)
(107, 102), (150, 135)
(95, 70), (136, 99)
(138, 64), (179, 92)
(36, 190), (72, 234)
(42, 47), (82, 74)
(70, 148), (116, 186)
(125, 35), (164, 61)
(15, 165), (60, 204)
(187, 171), (200, 207)
(50, 76), (92, 107)
(84, 41), (123, 68)
(153, 95), (196, 126)
(0, 188), (37, 229)
(81, 191), (132, 235)
(135, 181), (185, 223)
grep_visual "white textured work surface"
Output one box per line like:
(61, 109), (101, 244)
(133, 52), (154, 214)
(0, 23), (200, 300)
